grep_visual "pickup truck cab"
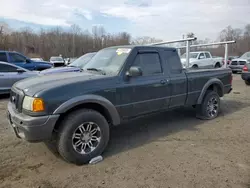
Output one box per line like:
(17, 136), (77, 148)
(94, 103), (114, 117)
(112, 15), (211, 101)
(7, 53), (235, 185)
(181, 51), (220, 69)
(0, 51), (52, 71)
(7, 45), (232, 165)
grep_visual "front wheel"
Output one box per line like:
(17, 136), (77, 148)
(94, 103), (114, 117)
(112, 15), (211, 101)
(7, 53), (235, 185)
(57, 109), (110, 165)
(196, 91), (220, 120)
(214, 63), (221, 68)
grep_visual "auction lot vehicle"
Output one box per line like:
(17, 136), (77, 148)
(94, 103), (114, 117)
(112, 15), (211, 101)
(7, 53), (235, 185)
(181, 51), (220, 69)
(7, 45), (232, 165)
(41, 52), (96, 75)
(0, 51), (52, 71)
(229, 52), (250, 73)
(241, 63), (250, 85)
(0, 61), (38, 94)
(49, 56), (65, 67)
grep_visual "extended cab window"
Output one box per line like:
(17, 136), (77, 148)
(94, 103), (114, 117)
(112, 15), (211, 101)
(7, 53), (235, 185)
(9, 53), (26, 63)
(165, 50), (182, 73)
(205, 52), (211, 58)
(133, 53), (162, 76)
(0, 64), (18, 72)
(0, 53), (8, 62)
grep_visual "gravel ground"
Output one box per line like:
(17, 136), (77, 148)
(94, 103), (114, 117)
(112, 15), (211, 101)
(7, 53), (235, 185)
(0, 74), (250, 188)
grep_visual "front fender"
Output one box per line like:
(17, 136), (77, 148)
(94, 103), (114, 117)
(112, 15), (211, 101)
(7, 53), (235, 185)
(53, 94), (120, 125)
(197, 78), (224, 104)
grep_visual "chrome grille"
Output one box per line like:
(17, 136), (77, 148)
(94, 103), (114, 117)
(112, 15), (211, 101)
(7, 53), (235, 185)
(231, 61), (238, 65)
(10, 88), (24, 112)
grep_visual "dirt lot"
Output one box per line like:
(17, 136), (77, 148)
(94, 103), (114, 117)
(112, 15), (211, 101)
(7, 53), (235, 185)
(0, 74), (250, 188)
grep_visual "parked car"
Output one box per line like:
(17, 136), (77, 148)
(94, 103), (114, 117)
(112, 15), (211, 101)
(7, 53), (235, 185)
(223, 56), (238, 65)
(0, 61), (38, 94)
(40, 52), (96, 75)
(49, 56), (65, 67)
(0, 51), (52, 71)
(229, 52), (250, 73)
(181, 51), (220, 68)
(241, 63), (250, 85)
(7, 45), (232, 164)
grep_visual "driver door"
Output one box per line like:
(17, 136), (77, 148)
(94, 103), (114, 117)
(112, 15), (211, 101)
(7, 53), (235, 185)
(8, 52), (35, 70)
(198, 53), (206, 68)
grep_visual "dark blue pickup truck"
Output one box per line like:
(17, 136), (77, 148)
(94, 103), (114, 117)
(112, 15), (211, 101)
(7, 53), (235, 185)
(0, 51), (52, 71)
(7, 45), (232, 165)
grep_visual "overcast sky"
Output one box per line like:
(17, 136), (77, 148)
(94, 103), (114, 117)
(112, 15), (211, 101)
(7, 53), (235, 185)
(1, 0), (250, 40)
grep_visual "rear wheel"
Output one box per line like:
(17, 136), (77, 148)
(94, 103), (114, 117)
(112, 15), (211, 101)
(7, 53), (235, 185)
(245, 80), (250, 86)
(196, 91), (220, 120)
(57, 109), (110, 165)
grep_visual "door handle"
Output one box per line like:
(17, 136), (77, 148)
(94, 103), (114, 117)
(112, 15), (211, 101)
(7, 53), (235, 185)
(160, 79), (169, 85)
(160, 79), (167, 84)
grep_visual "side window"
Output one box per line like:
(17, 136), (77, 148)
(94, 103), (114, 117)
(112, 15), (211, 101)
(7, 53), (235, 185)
(164, 50), (182, 73)
(133, 53), (162, 76)
(199, 53), (205, 59)
(0, 64), (18, 72)
(205, 52), (211, 58)
(0, 53), (8, 62)
(9, 53), (26, 63)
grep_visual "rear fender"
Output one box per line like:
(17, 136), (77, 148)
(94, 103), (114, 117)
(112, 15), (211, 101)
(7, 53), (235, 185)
(197, 78), (224, 104)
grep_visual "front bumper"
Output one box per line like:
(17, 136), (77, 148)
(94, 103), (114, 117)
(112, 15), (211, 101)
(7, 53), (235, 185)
(7, 102), (59, 142)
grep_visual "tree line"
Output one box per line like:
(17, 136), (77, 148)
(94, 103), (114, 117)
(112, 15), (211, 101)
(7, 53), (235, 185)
(0, 22), (250, 60)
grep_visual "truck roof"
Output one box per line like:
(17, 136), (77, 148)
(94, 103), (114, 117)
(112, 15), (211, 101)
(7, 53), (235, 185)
(105, 45), (176, 51)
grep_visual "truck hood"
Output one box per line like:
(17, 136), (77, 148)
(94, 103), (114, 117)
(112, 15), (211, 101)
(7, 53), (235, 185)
(14, 72), (107, 96)
(39, 66), (81, 75)
(231, 58), (250, 62)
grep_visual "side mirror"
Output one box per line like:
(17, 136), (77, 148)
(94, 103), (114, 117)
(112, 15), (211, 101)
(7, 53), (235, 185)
(16, 68), (25, 73)
(199, 56), (205, 59)
(126, 66), (142, 77)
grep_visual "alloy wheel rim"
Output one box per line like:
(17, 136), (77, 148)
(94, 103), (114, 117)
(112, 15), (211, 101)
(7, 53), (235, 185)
(207, 97), (218, 117)
(72, 122), (101, 154)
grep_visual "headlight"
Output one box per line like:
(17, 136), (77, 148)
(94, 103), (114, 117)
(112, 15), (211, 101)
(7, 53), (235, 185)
(22, 96), (45, 112)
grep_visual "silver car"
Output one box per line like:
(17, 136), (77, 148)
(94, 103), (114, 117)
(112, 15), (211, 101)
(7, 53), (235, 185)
(0, 61), (38, 94)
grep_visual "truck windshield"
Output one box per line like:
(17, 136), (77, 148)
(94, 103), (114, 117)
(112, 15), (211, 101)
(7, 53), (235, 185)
(84, 48), (131, 75)
(181, 52), (199, 59)
(240, 52), (250, 59)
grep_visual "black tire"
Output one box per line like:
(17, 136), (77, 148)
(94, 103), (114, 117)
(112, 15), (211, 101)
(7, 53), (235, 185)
(232, 71), (237, 74)
(196, 91), (220, 120)
(192, 65), (198, 69)
(214, 63), (221, 68)
(245, 80), (250, 85)
(57, 109), (110, 165)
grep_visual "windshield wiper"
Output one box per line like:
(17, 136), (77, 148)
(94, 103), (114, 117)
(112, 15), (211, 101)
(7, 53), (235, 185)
(86, 68), (106, 75)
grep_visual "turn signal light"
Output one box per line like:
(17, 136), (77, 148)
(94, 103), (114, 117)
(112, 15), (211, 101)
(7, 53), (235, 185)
(33, 98), (45, 112)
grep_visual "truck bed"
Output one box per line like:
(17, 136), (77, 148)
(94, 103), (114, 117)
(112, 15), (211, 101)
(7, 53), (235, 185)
(184, 68), (232, 105)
